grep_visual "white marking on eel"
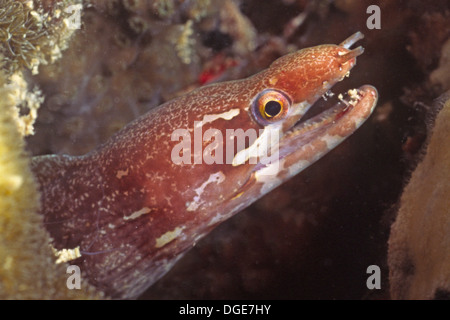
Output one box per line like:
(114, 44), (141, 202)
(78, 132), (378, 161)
(254, 158), (285, 195)
(123, 207), (152, 221)
(195, 109), (240, 128)
(287, 160), (312, 178)
(155, 227), (185, 248)
(232, 123), (282, 166)
(321, 134), (344, 151)
(186, 172), (226, 211)
(116, 169), (129, 179)
(289, 101), (310, 117)
(208, 212), (224, 226)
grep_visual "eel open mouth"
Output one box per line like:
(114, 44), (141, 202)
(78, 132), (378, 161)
(253, 83), (378, 182)
(284, 85), (378, 152)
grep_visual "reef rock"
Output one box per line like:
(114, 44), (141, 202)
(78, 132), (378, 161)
(388, 92), (450, 299)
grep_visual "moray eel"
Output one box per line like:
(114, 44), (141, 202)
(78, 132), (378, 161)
(31, 32), (378, 298)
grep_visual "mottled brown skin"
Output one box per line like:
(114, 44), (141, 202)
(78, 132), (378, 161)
(32, 34), (377, 298)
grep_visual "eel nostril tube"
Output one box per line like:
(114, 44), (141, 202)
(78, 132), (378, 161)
(340, 31), (365, 49)
(339, 46), (365, 60)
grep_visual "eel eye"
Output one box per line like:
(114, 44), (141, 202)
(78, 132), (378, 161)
(252, 89), (291, 125)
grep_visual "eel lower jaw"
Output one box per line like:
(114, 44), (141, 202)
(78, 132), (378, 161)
(290, 85), (376, 135)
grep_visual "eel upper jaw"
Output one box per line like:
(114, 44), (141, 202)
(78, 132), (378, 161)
(279, 34), (367, 140)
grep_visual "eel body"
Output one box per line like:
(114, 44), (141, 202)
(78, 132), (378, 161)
(31, 32), (378, 298)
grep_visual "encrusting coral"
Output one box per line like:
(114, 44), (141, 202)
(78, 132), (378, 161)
(0, 0), (81, 74)
(0, 0), (101, 299)
(388, 37), (450, 299)
(388, 93), (450, 299)
(0, 68), (100, 299)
